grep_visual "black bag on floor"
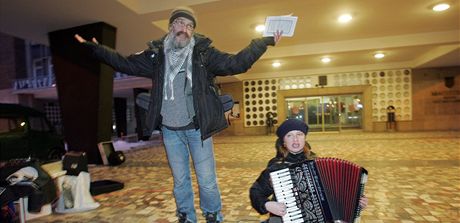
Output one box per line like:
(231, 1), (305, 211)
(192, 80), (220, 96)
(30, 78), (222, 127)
(62, 151), (88, 176)
(90, 180), (124, 196)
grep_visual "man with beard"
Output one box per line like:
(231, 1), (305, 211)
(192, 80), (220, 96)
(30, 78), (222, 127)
(75, 6), (282, 223)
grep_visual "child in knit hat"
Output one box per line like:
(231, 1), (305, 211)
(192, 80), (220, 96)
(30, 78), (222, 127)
(273, 118), (313, 159)
(249, 119), (368, 222)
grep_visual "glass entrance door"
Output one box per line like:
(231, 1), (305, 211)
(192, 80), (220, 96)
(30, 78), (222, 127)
(285, 94), (363, 132)
(306, 97), (320, 127)
(338, 95), (363, 129)
(323, 96), (341, 131)
(305, 96), (340, 132)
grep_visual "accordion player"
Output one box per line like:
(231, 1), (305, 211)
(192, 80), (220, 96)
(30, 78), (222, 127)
(270, 157), (368, 223)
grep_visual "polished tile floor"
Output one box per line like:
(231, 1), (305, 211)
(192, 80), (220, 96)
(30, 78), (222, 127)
(29, 131), (460, 223)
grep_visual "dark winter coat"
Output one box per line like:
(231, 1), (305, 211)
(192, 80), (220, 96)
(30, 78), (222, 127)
(84, 33), (274, 140)
(249, 151), (317, 215)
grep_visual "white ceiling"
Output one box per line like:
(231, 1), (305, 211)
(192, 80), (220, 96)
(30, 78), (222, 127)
(1, 0), (459, 98)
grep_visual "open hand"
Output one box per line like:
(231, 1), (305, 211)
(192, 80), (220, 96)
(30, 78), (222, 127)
(273, 30), (283, 44)
(265, 201), (287, 216)
(74, 34), (99, 44)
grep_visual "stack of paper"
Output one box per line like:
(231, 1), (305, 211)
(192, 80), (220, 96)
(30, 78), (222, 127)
(263, 15), (298, 37)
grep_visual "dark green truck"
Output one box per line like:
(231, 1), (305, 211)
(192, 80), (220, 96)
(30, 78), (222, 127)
(0, 103), (66, 161)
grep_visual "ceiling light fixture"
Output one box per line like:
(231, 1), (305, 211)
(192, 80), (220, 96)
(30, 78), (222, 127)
(272, 62), (281, 67)
(338, 14), (353, 23)
(374, 53), (385, 59)
(321, 57), (331, 63)
(432, 3), (450, 11)
(255, 24), (265, 33)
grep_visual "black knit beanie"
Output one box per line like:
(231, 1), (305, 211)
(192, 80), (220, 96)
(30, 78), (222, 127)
(276, 119), (309, 141)
(169, 6), (197, 28)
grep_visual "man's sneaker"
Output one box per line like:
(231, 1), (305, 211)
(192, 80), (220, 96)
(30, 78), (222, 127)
(177, 212), (187, 223)
(204, 212), (220, 223)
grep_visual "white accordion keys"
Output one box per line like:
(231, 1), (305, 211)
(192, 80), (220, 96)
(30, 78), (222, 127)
(270, 168), (304, 223)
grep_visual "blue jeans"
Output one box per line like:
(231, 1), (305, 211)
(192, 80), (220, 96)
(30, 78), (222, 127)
(161, 127), (223, 222)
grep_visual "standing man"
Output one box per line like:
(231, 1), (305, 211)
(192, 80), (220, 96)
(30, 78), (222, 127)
(75, 6), (281, 223)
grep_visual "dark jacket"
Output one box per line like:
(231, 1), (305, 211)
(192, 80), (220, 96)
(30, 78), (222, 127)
(84, 33), (275, 140)
(249, 151), (317, 215)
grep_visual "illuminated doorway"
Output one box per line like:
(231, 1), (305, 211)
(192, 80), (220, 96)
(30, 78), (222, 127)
(285, 94), (363, 132)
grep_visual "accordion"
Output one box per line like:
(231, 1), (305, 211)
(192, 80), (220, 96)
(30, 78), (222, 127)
(270, 158), (368, 223)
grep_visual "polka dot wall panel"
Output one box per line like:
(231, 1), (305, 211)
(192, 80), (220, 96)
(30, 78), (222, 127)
(366, 69), (412, 122)
(45, 103), (62, 125)
(243, 68), (412, 127)
(243, 79), (279, 127)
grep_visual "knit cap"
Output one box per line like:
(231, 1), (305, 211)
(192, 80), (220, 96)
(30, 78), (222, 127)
(169, 6), (197, 28)
(276, 119), (309, 140)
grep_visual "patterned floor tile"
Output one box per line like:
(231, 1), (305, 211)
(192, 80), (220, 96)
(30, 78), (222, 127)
(27, 131), (460, 222)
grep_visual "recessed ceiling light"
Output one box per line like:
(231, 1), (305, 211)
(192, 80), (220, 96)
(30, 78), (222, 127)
(433, 3), (450, 11)
(338, 14), (353, 23)
(255, 24), (265, 32)
(321, 57), (331, 63)
(272, 62), (281, 67)
(374, 53), (385, 59)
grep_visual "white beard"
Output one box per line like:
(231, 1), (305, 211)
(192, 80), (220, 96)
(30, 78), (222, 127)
(173, 33), (191, 48)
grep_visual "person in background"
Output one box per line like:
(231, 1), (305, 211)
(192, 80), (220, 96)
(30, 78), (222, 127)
(249, 119), (368, 222)
(75, 6), (282, 223)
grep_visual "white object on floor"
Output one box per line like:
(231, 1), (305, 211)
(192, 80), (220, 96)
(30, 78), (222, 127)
(55, 172), (100, 213)
(6, 166), (38, 185)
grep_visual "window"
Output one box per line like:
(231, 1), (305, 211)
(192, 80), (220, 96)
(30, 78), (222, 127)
(29, 117), (50, 131)
(32, 57), (53, 78)
(0, 118), (26, 133)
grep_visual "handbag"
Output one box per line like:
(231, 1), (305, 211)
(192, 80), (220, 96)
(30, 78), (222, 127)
(62, 151), (88, 176)
(219, 94), (234, 112)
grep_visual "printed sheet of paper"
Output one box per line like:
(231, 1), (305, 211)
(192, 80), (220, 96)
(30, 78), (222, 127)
(263, 15), (298, 37)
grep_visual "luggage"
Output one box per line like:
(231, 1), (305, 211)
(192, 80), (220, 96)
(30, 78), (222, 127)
(62, 151), (88, 176)
(90, 180), (124, 196)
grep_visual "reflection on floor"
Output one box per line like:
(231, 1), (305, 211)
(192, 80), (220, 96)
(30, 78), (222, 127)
(29, 131), (460, 223)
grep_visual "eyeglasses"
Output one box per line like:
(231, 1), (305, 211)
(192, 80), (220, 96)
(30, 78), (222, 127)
(173, 19), (194, 31)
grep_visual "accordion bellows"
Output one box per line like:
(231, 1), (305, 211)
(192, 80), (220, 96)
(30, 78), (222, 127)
(270, 157), (368, 223)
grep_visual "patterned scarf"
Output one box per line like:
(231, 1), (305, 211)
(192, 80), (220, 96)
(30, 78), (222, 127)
(163, 33), (195, 100)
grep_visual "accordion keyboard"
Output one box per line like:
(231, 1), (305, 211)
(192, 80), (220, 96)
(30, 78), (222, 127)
(270, 168), (305, 223)
(270, 158), (368, 223)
